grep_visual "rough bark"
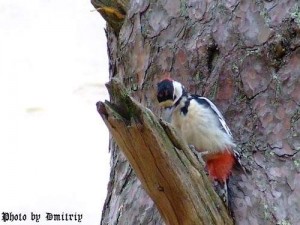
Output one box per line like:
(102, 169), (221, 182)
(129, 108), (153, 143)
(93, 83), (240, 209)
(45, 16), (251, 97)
(93, 0), (300, 224)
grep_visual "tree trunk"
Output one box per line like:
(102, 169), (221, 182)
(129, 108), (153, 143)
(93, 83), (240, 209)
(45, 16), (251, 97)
(92, 0), (300, 224)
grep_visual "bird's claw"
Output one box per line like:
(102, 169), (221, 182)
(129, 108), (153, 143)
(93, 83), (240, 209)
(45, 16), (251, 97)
(188, 145), (208, 166)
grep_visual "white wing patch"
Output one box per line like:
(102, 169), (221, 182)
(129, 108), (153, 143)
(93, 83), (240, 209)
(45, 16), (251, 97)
(195, 97), (245, 169)
(196, 97), (233, 138)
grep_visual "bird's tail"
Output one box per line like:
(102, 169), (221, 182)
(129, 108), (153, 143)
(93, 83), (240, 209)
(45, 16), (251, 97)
(214, 180), (229, 207)
(213, 179), (236, 217)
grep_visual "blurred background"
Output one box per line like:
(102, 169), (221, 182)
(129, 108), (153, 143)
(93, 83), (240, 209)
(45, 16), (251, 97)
(0, 0), (110, 224)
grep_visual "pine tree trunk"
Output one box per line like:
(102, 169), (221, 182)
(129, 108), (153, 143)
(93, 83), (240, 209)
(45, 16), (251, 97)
(92, 0), (300, 224)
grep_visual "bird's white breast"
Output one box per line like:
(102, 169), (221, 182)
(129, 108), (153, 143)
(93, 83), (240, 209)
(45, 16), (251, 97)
(171, 99), (235, 153)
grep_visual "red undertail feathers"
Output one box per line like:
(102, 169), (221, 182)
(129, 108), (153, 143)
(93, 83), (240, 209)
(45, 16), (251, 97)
(206, 150), (236, 183)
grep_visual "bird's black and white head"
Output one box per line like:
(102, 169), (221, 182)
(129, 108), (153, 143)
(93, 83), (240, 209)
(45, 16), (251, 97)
(157, 78), (185, 108)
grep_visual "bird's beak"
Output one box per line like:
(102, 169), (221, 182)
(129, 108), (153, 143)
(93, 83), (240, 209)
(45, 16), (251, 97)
(159, 100), (174, 108)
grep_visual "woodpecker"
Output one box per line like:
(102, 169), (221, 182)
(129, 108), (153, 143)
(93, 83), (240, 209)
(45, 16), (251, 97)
(157, 78), (241, 206)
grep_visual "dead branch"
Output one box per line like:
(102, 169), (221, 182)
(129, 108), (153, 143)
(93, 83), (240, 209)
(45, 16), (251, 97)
(96, 78), (234, 225)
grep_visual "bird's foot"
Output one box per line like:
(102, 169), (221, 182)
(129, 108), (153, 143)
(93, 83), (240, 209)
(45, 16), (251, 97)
(188, 145), (208, 166)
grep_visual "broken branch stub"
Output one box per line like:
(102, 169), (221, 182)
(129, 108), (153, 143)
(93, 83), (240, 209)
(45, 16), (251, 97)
(96, 78), (233, 225)
(91, 0), (128, 34)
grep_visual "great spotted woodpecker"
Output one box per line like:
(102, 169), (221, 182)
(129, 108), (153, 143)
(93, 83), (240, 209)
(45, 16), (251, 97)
(157, 78), (241, 206)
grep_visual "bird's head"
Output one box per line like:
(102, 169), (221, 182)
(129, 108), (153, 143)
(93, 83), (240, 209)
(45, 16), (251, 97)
(157, 78), (185, 108)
